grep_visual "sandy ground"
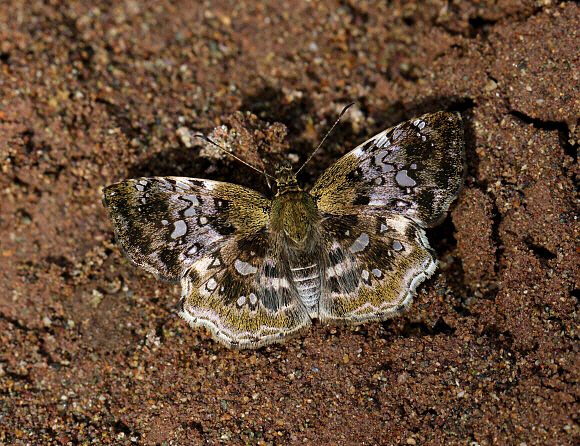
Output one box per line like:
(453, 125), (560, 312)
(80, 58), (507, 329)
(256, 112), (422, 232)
(1, 1), (579, 444)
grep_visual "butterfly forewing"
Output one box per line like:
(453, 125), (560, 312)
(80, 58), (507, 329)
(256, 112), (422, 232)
(103, 177), (269, 282)
(310, 111), (464, 227)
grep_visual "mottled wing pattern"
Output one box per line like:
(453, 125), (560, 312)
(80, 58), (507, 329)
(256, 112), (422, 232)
(318, 214), (436, 323)
(179, 231), (311, 348)
(103, 111), (465, 348)
(310, 111), (464, 227)
(103, 177), (270, 282)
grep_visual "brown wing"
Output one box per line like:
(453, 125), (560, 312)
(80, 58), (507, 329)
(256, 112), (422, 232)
(103, 177), (270, 282)
(310, 111), (464, 227)
(179, 230), (311, 349)
(317, 214), (436, 323)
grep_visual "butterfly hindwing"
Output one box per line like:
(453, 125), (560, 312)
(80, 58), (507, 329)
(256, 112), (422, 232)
(318, 214), (436, 322)
(103, 177), (270, 282)
(179, 231), (311, 349)
(310, 111), (464, 227)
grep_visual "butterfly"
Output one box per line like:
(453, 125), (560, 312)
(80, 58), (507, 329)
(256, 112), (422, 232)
(103, 111), (464, 349)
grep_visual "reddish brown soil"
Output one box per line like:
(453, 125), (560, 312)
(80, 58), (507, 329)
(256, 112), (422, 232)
(1, 1), (578, 445)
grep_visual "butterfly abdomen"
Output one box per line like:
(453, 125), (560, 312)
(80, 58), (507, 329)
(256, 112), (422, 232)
(290, 263), (321, 316)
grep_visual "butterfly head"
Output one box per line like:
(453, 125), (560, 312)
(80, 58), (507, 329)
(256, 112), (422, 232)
(274, 164), (300, 194)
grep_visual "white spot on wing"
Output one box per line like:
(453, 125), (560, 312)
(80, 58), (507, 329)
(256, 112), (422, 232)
(413, 119), (426, 130)
(135, 180), (147, 192)
(249, 293), (258, 305)
(349, 232), (370, 253)
(374, 150), (386, 166)
(395, 170), (417, 187)
(234, 259), (258, 276)
(175, 180), (191, 190)
(171, 220), (187, 239)
(183, 195), (199, 217)
(206, 277), (217, 291)
(377, 133), (389, 147)
(183, 194), (199, 205)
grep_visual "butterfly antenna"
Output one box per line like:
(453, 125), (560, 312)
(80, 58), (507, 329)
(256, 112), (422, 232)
(194, 134), (276, 180)
(296, 102), (355, 175)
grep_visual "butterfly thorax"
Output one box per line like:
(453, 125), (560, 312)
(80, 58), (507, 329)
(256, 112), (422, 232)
(270, 165), (321, 247)
(270, 189), (320, 246)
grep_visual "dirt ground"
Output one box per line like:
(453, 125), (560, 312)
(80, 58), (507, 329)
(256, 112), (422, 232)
(1, 1), (579, 445)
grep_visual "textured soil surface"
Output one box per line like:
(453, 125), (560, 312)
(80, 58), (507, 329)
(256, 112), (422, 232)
(1, 1), (579, 445)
